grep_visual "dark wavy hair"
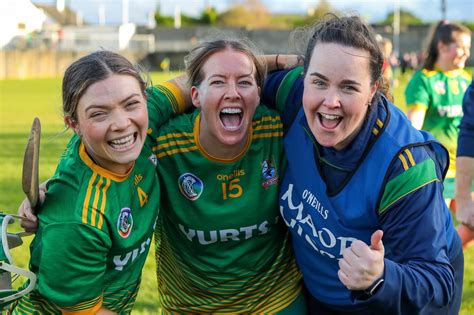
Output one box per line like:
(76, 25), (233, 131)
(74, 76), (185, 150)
(294, 14), (391, 102)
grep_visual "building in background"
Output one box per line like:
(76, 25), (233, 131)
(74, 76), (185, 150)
(0, 0), (46, 48)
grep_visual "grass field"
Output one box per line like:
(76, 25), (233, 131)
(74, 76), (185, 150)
(1, 69), (474, 314)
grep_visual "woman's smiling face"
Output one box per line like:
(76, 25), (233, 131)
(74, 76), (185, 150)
(191, 48), (260, 158)
(303, 42), (377, 150)
(69, 74), (148, 174)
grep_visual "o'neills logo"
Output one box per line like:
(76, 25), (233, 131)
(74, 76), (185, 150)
(178, 173), (204, 201)
(117, 208), (133, 238)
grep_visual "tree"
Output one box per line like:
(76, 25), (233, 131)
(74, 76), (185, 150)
(154, 5), (174, 26)
(218, 0), (271, 29)
(378, 9), (423, 27)
(199, 6), (218, 25)
(295, 0), (340, 27)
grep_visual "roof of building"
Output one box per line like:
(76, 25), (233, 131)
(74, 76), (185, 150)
(34, 4), (83, 25)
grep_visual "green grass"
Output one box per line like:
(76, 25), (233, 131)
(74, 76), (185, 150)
(1, 69), (473, 314)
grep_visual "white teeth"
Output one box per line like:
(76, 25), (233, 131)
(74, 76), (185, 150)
(221, 108), (242, 114)
(320, 113), (341, 120)
(109, 134), (134, 149)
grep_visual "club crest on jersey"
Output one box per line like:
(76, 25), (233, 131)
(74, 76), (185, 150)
(434, 81), (446, 95)
(117, 208), (133, 238)
(148, 154), (158, 166)
(261, 157), (278, 189)
(178, 173), (204, 201)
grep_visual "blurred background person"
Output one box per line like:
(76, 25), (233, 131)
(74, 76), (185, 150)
(405, 20), (471, 218)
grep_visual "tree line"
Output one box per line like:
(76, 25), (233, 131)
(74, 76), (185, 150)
(154, 0), (474, 30)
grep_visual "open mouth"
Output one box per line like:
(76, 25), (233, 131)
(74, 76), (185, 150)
(220, 107), (243, 130)
(108, 132), (137, 150)
(319, 113), (342, 130)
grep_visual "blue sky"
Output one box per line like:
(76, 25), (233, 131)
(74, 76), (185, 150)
(31, 0), (473, 25)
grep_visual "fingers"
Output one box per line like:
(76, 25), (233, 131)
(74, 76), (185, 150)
(18, 197), (39, 233)
(370, 230), (384, 251)
(338, 232), (385, 291)
(39, 188), (46, 204)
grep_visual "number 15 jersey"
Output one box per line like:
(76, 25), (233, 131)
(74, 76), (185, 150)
(149, 84), (301, 314)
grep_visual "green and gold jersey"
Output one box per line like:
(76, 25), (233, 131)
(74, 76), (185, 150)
(10, 136), (160, 314)
(405, 68), (471, 179)
(9, 84), (182, 315)
(148, 85), (302, 314)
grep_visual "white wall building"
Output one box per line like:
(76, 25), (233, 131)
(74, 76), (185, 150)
(0, 0), (46, 48)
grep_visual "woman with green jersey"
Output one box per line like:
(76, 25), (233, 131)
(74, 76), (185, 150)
(9, 51), (180, 314)
(18, 41), (305, 314)
(405, 21), (471, 203)
(148, 39), (304, 314)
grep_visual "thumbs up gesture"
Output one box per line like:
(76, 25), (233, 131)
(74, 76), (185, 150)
(337, 230), (385, 291)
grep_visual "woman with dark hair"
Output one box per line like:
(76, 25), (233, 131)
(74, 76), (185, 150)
(263, 15), (462, 314)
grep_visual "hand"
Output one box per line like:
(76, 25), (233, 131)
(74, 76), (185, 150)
(18, 188), (45, 233)
(338, 230), (385, 291)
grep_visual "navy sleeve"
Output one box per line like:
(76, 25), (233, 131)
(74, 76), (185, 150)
(261, 70), (289, 109)
(353, 145), (455, 313)
(262, 69), (305, 130)
(458, 82), (474, 157)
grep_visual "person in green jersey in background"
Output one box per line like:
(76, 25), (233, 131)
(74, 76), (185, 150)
(404, 20), (472, 245)
(148, 38), (304, 314)
(405, 21), (471, 196)
(9, 51), (179, 314)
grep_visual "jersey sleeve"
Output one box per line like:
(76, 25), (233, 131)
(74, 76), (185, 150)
(147, 82), (187, 138)
(262, 68), (305, 129)
(458, 82), (474, 157)
(405, 70), (430, 110)
(353, 145), (455, 313)
(37, 222), (111, 312)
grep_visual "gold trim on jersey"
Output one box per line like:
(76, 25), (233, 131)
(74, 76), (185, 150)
(79, 142), (132, 182)
(398, 148), (416, 171)
(424, 67), (471, 80)
(194, 113), (253, 163)
(252, 114), (283, 140)
(406, 103), (428, 111)
(154, 131), (198, 159)
(61, 296), (103, 314)
(81, 171), (111, 229)
(156, 226), (302, 314)
(156, 82), (187, 114)
(154, 112), (283, 163)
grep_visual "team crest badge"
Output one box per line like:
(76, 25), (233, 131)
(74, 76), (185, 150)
(117, 208), (133, 238)
(178, 173), (204, 201)
(261, 157), (278, 189)
(148, 154), (158, 166)
(434, 81), (446, 95)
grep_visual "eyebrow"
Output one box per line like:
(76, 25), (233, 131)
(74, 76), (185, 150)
(208, 73), (254, 80)
(308, 71), (361, 86)
(85, 94), (141, 113)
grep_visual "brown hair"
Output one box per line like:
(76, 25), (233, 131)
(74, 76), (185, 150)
(422, 20), (471, 70)
(296, 14), (391, 102)
(62, 50), (148, 122)
(184, 39), (266, 93)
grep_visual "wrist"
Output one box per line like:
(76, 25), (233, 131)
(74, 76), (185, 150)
(364, 276), (384, 296)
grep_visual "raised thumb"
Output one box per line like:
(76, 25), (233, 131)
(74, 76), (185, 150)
(370, 229), (384, 251)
